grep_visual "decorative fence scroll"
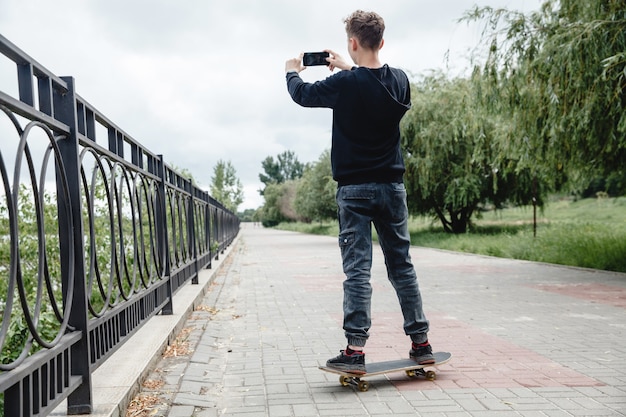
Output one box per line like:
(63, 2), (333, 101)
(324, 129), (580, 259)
(0, 34), (240, 416)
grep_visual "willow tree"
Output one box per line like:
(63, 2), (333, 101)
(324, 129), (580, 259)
(464, 0), (626, 192)
(401, 74), (539, 234)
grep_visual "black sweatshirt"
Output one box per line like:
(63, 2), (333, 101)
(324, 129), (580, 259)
(286, 64), (411, 186)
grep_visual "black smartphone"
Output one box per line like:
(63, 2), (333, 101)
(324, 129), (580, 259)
(303, 52), (330, 66)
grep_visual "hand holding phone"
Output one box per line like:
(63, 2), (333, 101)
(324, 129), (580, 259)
(303, 52), (330, 66)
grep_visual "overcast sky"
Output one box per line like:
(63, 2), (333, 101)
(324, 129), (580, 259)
(0, 0), (541, 210)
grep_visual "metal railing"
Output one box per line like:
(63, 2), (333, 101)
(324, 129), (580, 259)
(0, 34), (240, 416)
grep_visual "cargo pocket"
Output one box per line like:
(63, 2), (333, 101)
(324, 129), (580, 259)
(338, 230), (355, 272)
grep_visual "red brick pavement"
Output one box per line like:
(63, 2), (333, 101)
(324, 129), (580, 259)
(294, 261), (612, 392)
(532, 283), (626, 309)
(366, 312), (604, 391)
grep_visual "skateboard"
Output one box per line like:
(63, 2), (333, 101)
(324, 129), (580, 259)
(319, 351), (452, 392)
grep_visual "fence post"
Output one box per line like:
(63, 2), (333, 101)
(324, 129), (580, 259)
(54, 76), (93, 414)
(208, 203), (213, 261)
(213, 205), (220, 260)
(156, 155), (173, 315)
(188, 180), (198, 284)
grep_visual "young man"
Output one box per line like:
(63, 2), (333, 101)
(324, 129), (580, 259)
(284, 10), (434, 374)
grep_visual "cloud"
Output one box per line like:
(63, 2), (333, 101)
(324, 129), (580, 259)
(0, 0), (542, 210)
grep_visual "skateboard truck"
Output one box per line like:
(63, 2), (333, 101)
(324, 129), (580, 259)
(338, 366), (437, 392)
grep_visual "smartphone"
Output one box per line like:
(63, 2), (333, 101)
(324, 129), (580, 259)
(303, 52), (330, 66)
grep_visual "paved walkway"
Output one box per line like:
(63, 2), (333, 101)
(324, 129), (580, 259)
(131, 224), (625, 416)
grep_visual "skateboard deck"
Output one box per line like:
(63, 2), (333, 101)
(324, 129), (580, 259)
(319, 351), (451, 392)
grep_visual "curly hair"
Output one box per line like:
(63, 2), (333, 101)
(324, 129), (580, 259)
(343, 10), (385, 50)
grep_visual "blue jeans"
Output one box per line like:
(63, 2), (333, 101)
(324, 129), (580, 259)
(336, 182), (429, 347)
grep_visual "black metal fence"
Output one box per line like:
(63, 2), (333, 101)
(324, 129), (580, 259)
(0, 34), (240, 416)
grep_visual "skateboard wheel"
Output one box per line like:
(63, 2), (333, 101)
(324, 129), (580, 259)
(405, 370), (416, 377)
(425, 370), (436, 381)
(339, 375), (351, 386)
(357, 380), (370, 392)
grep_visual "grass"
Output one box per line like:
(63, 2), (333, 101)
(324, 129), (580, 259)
(274, 196), (626, 273)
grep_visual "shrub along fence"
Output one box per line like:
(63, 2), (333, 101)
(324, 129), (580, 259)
(0, 34), (239, 416)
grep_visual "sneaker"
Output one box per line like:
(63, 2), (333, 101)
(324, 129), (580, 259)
(410, 341), (435, 364)
(326, 349), (366, 374)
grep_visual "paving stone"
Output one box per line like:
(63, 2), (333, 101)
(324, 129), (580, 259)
(125, 225), (626, 417)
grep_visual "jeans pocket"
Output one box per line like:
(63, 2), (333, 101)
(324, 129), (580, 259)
(389, 183), (408, 221)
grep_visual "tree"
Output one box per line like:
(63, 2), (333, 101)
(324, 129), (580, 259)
(463, 0), (626, 192)
(0, 185), (63, 365)
(258, 181), (300, 227)
(401, 73), (541, 233)
(258, 150), (304, 194)
(237, 208), (259, 223)
(210, 160), (244, 212)
(294, 149), (337, 222)
(257, 151), (305, 226)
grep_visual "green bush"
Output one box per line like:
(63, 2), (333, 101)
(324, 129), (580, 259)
(275, 197), (626, 273)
